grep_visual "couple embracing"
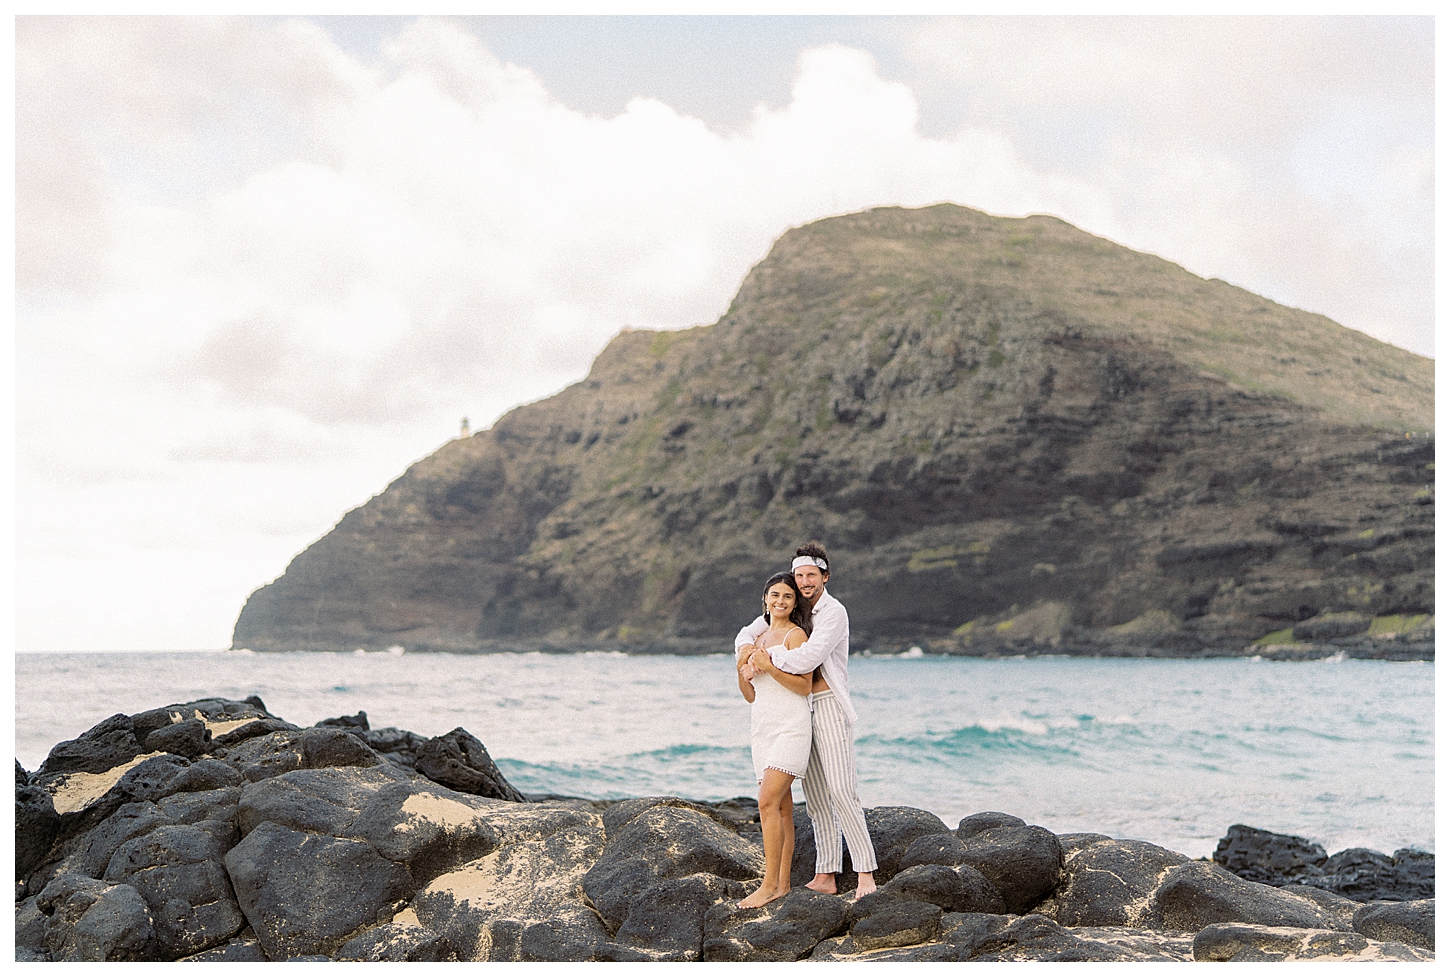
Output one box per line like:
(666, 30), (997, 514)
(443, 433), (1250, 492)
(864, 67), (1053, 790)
(734, 541), (877, 909)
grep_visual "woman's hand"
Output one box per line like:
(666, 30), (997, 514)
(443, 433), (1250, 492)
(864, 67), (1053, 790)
(749, 648), (773, 674)
(737, 655), (756, 701)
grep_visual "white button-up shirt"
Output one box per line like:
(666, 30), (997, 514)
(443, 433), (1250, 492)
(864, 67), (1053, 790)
(734, 588), (857, 724)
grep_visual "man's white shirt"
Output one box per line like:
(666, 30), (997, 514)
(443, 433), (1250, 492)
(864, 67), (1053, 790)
(734, 588), (857, 724)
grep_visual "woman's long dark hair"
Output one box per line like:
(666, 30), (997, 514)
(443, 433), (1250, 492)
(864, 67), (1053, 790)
(761, 571), (812, 637)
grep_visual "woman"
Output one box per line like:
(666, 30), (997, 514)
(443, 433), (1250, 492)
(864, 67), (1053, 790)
(736, 571), (814, 908)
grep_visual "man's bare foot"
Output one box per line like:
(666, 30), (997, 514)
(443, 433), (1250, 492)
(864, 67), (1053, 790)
(738, 884), (788, 909)
(854, 873), (877, 898)
(805, 873), (837, 895)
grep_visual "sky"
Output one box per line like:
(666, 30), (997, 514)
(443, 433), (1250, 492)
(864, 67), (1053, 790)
(12, 14), (1438, 651)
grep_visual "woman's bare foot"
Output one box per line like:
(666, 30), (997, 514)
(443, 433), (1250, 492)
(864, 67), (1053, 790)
(738, 884), (788, 909)
(805, 872), (837, 895)
(854, 872), (877, 898)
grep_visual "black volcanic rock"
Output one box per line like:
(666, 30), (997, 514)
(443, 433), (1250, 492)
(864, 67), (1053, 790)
(144, 719), (210, 760)
(1213, 823), (1328, 885)
(104, 820), (244, 958)
(1212, 824), (1435, 903)
(210, 718), (298, 750)
(1154, 861), (1341, 932)
(1353, 899), (1434, 950)
(957, 810), (1026, 840)
(613, 873), (733, 960)
(48, 801), (173, 882)
(1057, 831), (1112, 855)
(230, 205), (1434, 657)
(858, 806), (950, 880)
(225, 821), (415, 959)
(879, 862), (1005, 914)
(703, 888), (850, 961)
(413, 728), (526, 802)
(358, 726), (432, 772)
(39, 714), (144, 778)
(16, 762), (60, 880)
(36, 873), (156, 961)
(131, 697), (278, 748)
(899, 831), (973, 869)
(1317, 846), (1435, 902)
(956, 823), (1064, 915)
(163, 759), (242, 795)
(849, 897), (942, 950)
(316, 711), (370, 731)
(180, 930), (269, 962)
(1050, 838), (1189, 928)
(602, 795), (736, 839)
(965, 913), (1140, 962)
(336, 918), (459, 961)
(1276, 882), (1361, 929)
(1386, 849), (1436, 901)
(612, 803), (763, 882)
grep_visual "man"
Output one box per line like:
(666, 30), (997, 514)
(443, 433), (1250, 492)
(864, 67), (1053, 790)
(736, 541), (878, 897)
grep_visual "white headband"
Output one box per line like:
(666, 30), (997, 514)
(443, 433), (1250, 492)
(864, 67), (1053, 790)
(791, 556), (828, 572)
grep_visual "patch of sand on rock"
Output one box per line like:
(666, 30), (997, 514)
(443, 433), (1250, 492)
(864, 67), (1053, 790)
(190, 709), (263, 737)
(47, 752), (164, 814)
(414, 820), (605, 960)
(398, 792), (493, 835)
(421, 831), (596, 917)
(426, 858), (502, 910)
(466, 802), (603, 848)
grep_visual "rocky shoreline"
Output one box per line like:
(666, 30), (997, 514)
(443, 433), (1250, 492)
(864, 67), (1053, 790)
(240, 618), (1434, 662)
(16, 697), (1434, 962)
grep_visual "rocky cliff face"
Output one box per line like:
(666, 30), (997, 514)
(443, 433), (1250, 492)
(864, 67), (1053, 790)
(232, 205), (1434, 655)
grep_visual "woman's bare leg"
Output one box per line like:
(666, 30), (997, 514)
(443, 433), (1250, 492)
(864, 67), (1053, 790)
(740, 770), (795, 908)
(773, 788), (796, 893)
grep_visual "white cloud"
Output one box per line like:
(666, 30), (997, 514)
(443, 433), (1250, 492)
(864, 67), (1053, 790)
(906, 16), (1430, 143)
(14, 16), (1433, 650)
(900, 15), (1434, 356)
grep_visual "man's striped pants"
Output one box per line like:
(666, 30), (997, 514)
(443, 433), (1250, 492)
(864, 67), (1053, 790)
(801, 690), (878, 873)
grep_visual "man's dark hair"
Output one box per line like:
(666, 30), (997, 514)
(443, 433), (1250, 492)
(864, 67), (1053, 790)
(795, 541), (829, 574)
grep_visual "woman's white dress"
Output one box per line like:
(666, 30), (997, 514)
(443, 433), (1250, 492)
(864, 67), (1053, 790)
(750, 644), (812, 783)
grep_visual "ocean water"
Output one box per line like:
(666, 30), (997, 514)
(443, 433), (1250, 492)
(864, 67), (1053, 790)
(13, 650), (1433, 860)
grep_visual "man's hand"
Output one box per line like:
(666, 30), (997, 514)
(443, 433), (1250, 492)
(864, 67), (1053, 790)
(749, 648), (772, 674)
(735, 643), (756, 678)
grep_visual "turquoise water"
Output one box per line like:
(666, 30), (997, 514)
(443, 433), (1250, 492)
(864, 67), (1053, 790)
(13, 650), (1433, 860)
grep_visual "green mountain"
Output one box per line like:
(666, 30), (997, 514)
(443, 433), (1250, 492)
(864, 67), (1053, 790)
(233, 205), (1434, 655)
